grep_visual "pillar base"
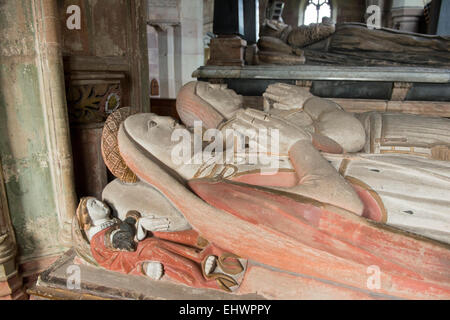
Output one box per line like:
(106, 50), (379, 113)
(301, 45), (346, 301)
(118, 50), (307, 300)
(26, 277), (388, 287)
(0, 273), (27, 300)
(391, 7), (424, 33)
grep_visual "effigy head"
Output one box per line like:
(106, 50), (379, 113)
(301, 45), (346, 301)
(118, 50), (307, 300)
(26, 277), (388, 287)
(176, 81), (243, 129)
(123, 113), (187, 168)
(76, 197), (111, 231)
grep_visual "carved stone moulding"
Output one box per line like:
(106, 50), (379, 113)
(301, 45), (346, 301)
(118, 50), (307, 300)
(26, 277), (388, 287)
(0, 162), (26, 300)
(66, 72), (127, 124)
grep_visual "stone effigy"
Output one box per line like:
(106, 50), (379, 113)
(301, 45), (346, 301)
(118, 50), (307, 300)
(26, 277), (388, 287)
(257, 18), (450, 67)
(75, 196), (246, 292)
(177, 81), (450, 160)
(72, 82), (450, 299)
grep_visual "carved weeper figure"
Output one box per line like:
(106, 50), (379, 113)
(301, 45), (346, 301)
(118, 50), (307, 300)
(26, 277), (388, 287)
(75, 197), (246, 292)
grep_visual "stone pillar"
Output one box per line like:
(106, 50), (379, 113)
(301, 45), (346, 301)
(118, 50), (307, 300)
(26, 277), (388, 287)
(213, 0), (245, 37)
(148, 25), (160, 97)
(391, 0), (425, 33)
(178, 0), (204, 88)
(437, 0), (450, 35)
(32, 0), (77, 246)
(0, 162), (26, 300)
(155, 24), (177, 99)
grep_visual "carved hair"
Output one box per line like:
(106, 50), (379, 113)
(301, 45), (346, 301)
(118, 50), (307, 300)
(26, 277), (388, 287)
(76, 197), (95, 231)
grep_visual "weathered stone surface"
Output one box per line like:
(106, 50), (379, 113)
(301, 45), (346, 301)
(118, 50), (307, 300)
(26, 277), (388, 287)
(31, 250), (264, 300)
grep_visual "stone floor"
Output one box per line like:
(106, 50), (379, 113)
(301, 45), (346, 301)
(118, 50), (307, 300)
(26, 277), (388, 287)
(28, 249), (264, 300)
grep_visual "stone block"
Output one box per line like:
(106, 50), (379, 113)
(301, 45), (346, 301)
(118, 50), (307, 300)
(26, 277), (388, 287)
(207, 36), (247, 67)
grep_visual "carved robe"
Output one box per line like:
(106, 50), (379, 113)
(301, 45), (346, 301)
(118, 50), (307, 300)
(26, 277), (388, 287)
(90, 227), (242, 291)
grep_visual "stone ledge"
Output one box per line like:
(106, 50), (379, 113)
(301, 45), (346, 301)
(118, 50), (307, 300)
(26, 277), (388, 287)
(29, 249), (264, 300)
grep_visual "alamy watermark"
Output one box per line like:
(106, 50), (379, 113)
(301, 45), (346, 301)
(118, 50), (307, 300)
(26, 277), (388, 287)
(367, 265), (381, 290)
(171, 121), (281, 175)
(66, 5), (81, 30)
(66, 265), (81, 290)
(366, 5), (382, 30)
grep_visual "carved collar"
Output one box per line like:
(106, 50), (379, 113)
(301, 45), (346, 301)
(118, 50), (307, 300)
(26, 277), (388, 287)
(87, 219), (117, 241)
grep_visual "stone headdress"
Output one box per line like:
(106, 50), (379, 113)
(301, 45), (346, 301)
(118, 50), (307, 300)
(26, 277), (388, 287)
(101, 107), (138, 183)
(176, 81), (225, 129)
(72, 197), (98, 266)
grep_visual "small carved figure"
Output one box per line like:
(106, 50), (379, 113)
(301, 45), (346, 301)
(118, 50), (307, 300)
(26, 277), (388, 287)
(75, 197), (246, 292)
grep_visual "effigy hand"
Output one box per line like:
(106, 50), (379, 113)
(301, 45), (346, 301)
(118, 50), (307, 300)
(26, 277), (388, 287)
(136, 216), (171, 241)
(263, 83), (313, 110)
(231, 108), (312, 153)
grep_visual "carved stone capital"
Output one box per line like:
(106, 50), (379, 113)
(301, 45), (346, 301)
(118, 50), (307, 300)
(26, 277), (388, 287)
(0, 233), (16, 265)
(149, 22), (179, 32)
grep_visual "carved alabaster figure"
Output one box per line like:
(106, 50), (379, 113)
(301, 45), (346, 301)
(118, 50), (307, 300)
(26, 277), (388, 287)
(117, 110), (450, 244)
(98, 109), (450, 299)
(173, 82), (450, 243)
(74, 197), (247, 292)
(177, 81), (366, 153)
(177, 81), (450, 161)
(120, 111), (364, 216)
(257, 18), (450, 67)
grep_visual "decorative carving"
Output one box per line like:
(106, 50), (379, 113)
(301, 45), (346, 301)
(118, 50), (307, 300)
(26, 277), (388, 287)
(66, 72), (126, 124)
(67, 83), (122, 124)
(101, 108), (138, 183)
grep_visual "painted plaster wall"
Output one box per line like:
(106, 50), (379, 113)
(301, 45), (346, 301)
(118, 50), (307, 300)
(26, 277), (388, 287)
(0, 0), (64, 262)
(59, 0), (150, 112)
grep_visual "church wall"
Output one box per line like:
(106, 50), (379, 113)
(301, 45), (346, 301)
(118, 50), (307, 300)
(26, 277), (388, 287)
(0, 0), (64, 266)
(58, 0), (150, 113)
(148, 0), (204, 99)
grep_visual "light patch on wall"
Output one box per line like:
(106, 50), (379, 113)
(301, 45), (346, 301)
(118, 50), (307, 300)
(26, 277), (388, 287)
(15, 215), (63, 261)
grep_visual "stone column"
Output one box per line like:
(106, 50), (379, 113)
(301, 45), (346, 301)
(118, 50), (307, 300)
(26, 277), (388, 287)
(178, 0), (204, 90)
(0, 161), (25, 300)
(155, 24), (177, 99)
(437, 0), (450, 35)
(391, 0), (425, 33)
(32, 0), (78, 246)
